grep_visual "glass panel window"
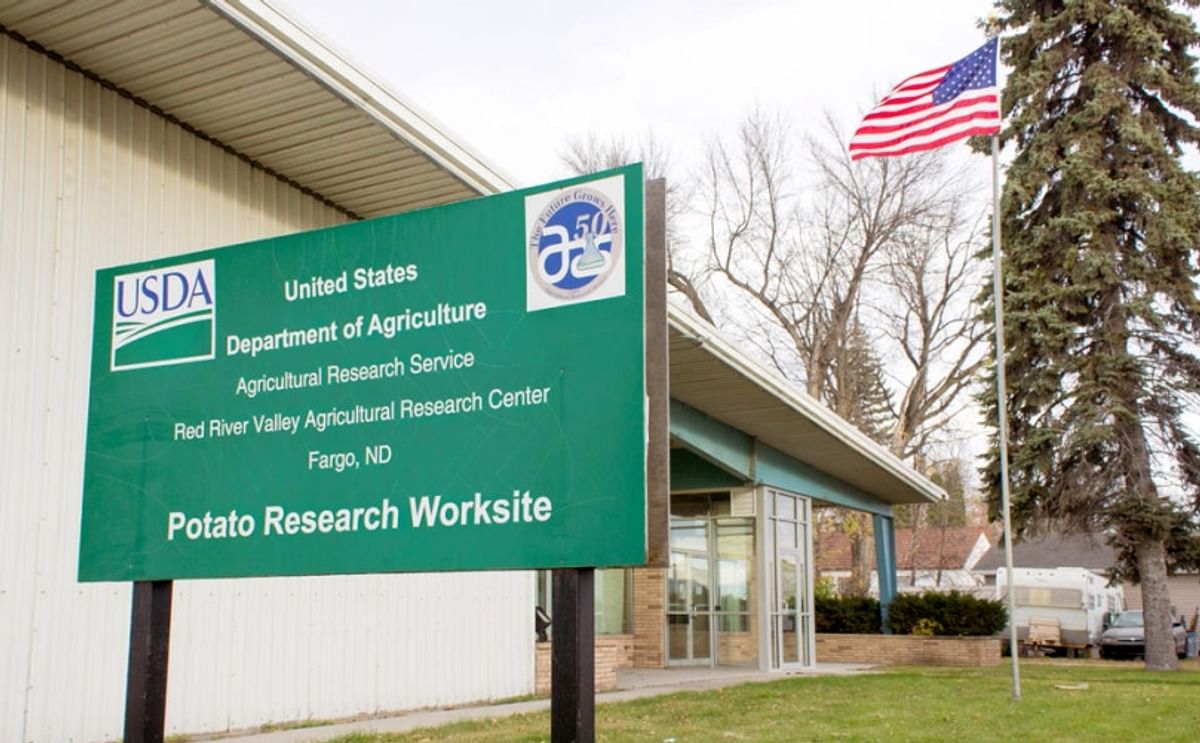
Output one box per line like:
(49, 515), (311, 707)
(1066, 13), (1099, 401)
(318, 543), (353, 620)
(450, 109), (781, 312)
(781, 554), (798, 611)
(776, 519), (797, 550)
(668, 552), (688, 611)
(768, 554), (778, 616)
(775, 493), (796, 520)
(718, 559), (749, 613)
(771, 617), (781, 668)
(536, 570), (550, 611)
(671, 521), (708, 551)
(691, 555), (710, 611)
(594, 568), (628, 635)
(717, 520), (754, 559)
(783, 613), (801, 664)
(716, 519), (753, 614)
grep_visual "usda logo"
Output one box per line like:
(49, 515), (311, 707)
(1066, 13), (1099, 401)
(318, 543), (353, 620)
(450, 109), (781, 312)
(525, 174), (625, 312)
(111, 259), (216, 371)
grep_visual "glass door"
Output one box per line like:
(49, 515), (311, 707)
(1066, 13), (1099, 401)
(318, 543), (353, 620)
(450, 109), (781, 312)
(668, 492), (756, 667)
(668, 549), (713, 664)
(768, 490), (813, 669)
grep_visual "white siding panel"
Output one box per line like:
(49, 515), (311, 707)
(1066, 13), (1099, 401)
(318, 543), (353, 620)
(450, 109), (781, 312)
(2, 1), (514, 221)
(166, 572), (533, 734)
(0, 35), (534, 743)
(1125, 575), (1200, 620)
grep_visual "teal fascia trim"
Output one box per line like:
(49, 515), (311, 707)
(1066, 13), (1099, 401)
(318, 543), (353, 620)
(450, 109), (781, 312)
(668, 399), (754, 481)
(668, 399), (895, 517)
(754, 444), (893, 517)
(670, 448), (748, 490)
(874, 514), (897, 633)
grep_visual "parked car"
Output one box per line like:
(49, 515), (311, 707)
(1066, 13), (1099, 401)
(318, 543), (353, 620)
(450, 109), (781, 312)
(1098, 610), (1187, 660)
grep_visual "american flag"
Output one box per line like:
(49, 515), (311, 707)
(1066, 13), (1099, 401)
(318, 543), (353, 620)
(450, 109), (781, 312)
(849, 38), (1000, 160)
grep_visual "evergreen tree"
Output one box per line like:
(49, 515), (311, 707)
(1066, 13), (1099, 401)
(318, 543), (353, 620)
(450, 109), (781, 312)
(827, 319), (895, 596)
(928, 460), (969, 529)
(988, 0), (1200, 670)
(832, 318), (895, 446)
(894, 458), (969, 530)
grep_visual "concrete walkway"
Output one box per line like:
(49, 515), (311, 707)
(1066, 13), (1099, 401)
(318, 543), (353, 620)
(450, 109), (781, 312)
(217, 663), (877, 743)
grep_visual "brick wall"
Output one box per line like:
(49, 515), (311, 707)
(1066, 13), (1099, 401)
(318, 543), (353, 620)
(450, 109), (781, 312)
(815, 633), (1001, 666)
(535, 635), (635, 695)
(718, 631), (757, 665)
(632, 568), (666, 667)
(534, 566), (666, 697)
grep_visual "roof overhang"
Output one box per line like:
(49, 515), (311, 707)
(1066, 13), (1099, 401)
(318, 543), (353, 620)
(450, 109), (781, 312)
(0, 0), (513, 218)
(1, 0), (942, 508)
(668, 303), (945, 506)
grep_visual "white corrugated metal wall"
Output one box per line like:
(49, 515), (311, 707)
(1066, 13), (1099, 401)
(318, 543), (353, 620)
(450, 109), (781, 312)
(0, 33), (534, 743)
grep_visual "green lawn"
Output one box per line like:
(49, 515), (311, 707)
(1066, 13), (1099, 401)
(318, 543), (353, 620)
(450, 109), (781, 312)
(324, 660), (1200, 742)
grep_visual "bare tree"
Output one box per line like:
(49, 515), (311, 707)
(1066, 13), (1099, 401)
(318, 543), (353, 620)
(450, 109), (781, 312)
(702, 110), (986, 594)
(703, 113), (967, 405)
(562, 110), (989, 598)
(560, 132), (714, 322)
(879, 215), (989, 462)
(900, 457), (975, 590)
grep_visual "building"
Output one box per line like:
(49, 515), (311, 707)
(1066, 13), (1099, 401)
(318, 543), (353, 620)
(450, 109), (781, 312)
(975, 533), (1200, 628)
(976, 533), (1200, 637)
(1123, 573), (1200, 629)
(973, 532), (1118, 586)
(0, 2), (943, 741)
(817, 526), (992, 595)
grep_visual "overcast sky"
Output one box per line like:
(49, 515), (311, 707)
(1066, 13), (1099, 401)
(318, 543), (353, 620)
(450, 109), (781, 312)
(273, 1), (1200, 487)
(277, 0), (998, 186)
(273, 0), (1003, 460)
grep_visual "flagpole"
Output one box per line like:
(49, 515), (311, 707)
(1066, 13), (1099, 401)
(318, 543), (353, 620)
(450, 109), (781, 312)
(991, 133), (1021, 700)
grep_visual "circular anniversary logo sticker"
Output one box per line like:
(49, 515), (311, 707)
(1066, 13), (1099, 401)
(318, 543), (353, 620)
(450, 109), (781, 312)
(528, 186), (623, 300)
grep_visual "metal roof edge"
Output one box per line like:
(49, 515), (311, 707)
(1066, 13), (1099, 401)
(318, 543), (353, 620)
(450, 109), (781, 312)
(666, 301), (946, 505)
(207, 0), (518, 198)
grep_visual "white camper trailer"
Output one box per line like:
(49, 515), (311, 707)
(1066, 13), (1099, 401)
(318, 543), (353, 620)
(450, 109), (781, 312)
(997, 567), (1124, 655)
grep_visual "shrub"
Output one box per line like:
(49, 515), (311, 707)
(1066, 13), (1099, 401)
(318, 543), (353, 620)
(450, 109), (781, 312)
(885, 590), (1007, 636)
(910, 618), (942, 636)
(815, 594), (882, 634)
(813, 575), (837, 601)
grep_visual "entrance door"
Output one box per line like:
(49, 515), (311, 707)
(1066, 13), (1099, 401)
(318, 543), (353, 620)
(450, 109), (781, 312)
(667, 549), (713, 664)
(768, 490), (813, 668)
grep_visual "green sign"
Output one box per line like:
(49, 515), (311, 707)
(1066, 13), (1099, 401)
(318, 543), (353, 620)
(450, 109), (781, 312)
(79, 166), (646, 581)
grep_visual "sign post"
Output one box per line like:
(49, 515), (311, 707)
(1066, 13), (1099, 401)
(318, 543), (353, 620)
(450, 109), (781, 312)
(643, 179), (669, 568)
(123, 581), (172, 743)
(551, 568), (594, 743)
(81, 166), (649, 740)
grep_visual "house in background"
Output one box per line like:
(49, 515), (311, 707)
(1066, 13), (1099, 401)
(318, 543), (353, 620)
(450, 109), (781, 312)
(979, 535), (1200, 633)
(817, 526), (992, 596)
(973, 532), (1118, 587)
(976, 532), (1200, 637)
(1123, 573), (1200, 630)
